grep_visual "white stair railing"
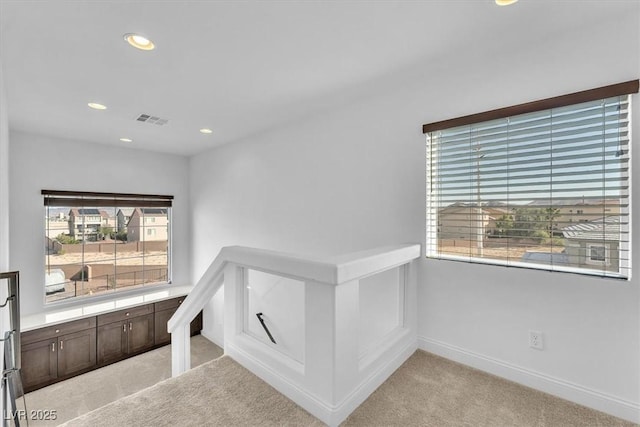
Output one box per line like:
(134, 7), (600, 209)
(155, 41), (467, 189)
(168, 244), (421, 426)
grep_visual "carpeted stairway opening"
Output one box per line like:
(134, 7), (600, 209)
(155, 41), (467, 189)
(60, 355), (323, 427)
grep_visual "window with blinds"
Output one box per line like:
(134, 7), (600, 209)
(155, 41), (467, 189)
(424, 81), (638, 279)
(43, 190), (173, 303)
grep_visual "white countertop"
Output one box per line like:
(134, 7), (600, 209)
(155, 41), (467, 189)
(21, 285), (194, 332)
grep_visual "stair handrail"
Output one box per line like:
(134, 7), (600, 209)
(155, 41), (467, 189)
(167, 246), (333, 334)
(1, 271), (24, 427)
(168, 244), (420, 335)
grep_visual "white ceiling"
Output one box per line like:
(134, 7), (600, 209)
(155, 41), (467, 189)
(0, 1), (636, 156)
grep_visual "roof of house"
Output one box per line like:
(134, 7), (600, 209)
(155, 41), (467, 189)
(132, 208), (168, 216)
(117, 208), (135, 216)
(528, 198), (621, 207)
(438, 204), (507, 219)
(69, 208), (101, 216)
(562, 216), (621, 241)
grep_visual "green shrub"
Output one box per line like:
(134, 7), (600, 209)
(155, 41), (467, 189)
(55, 234), (79, 244)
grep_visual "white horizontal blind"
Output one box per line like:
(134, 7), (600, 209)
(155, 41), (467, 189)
(426, 95), (630, 279)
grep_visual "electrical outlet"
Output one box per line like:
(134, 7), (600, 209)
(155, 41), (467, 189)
(529, 330), (543, 350)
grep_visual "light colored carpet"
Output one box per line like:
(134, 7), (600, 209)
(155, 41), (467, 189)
(343, 350), (636, 427)
(21, 335), (223, 426)
(29, 344), (636, 427)
(60, 355), (323, 427)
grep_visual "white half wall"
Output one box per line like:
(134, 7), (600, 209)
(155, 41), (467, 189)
(9, 131), (191, 316)
(190, 12), (640, 423)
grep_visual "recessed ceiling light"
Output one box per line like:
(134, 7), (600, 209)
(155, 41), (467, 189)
(88, 102), (107, 110)
(119, 137), (133, 143)
(199, 128), (213, 134)
(495, 0), (518, 5)
(124, 33), (155, 51)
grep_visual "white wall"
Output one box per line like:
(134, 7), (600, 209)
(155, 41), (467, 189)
(190, 13), (640, 422)
(9, 131), (191, 316)
(0, 53), (10, 420)
(0, 60), (8, 274)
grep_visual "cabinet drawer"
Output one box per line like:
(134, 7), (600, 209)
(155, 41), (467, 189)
(97, 304), (153, 326)
(22, 317), (97, 345)
(154, 296), (185, 312)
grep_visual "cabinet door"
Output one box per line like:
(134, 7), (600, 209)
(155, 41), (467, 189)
(58, 328), (97, 377)
(190, 311), (203, 336)
(21, 339), (58, 391)
(155, 308), (203, 346)
(127, 313), (154, 355)
(21, 339), (57, 391)
(154, 308), (175, 346)
(97, 321), (127, 365)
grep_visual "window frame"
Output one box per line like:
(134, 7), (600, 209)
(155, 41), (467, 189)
(42, 190), (174, 304)
(422, 80), (638, 280)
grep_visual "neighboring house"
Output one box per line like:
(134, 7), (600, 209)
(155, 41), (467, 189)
(437, 203), (508, 241)
(528, 199), (621, 231)
(45, 217), (69, 239)
(562, 216), (621, 273)
(558, 199), (621, 227)
(117, 208), (135, 233)
(68, 208), (105, 241)
(127, 208), (169, 242)
(102, 211), (117, 230)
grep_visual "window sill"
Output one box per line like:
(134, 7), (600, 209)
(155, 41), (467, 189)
(23, 284), (194, 332)
(424, 253), (628, 280)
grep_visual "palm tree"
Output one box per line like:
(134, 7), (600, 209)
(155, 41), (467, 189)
(98, 226), (114, 240)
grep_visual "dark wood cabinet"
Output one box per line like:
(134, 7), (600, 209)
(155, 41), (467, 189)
(190, 311), (203, 336)
(128, 313), (155, 354)
(154, 307), (174, 346)
(22, 295), (202, 392)
(21, 338), (57, 390)
(97, 305), (154, 365)
(57, 328), (97, 377)
(96, 320), (128, 365)
(21, 317), (97, 392)
(154, 297), (203, 346)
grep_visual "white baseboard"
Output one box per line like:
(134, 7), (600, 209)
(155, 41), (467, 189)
(418, 336), (640, 424)
(227, 337), (417, 427)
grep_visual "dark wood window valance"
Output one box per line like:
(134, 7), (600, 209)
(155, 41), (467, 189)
(422, 80), (639, 134)
(42, 190), (173, 207)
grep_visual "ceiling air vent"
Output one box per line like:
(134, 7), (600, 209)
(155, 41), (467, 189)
(135, 113), (169, 126)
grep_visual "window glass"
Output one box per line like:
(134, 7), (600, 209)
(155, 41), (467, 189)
(44, 196), (171, 303)
(425, 96), (630, 279)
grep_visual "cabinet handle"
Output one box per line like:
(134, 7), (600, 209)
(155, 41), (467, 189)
(51, 342), (55, 352)
(129, 322), (133, 331)
(123, 324), (126, 333)
(60, 340), (63, 350)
